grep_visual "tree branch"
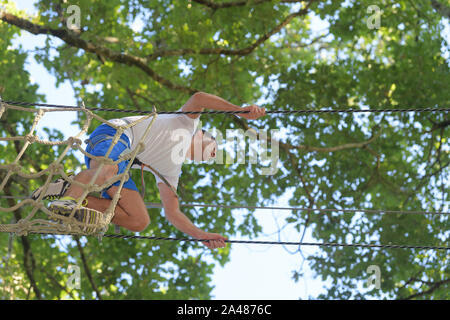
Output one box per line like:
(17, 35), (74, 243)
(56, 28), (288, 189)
(295, 131), (382, 153)
(231, 113), (381, 156)
(402, 278), (450, 300)
(4, 185), (42, 299)
(231, 115), (316, 205)
(0, 2), (315, 95)
(191, 0), (305, 9)
(148, 0), (316, 60)
(75, 237), (103, 300)
(0, 11), (196, 95)
(283, 32), (330, 49)
(427, 118), (450, 132)
(39, 266), (77, 299)
(430, 0), (450, 19)
(401, 126), (450, 208)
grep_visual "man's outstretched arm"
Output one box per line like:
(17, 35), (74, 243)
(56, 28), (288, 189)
(182, 91), (266, 120)
(158, 182), (227, 250)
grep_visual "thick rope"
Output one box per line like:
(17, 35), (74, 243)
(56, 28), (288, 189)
(22, 232), (450, 250)
(2, 100), (450, 114)
(146, 202), (450, 216)
(1, 196), (448, 216)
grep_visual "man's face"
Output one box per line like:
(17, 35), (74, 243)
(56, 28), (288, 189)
(189, 129), (217, 162)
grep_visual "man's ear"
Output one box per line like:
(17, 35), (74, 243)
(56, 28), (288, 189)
(202, 140), (217, 161)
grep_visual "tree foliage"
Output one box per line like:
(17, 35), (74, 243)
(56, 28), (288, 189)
(0, 0), (449, 299)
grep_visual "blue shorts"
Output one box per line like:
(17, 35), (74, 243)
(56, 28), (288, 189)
(84, 123), (139, 199)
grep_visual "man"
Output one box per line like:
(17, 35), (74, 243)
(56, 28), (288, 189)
(33, 92), (266, 249)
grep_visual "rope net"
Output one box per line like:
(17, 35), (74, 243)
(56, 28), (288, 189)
(0, 100), (157, 236)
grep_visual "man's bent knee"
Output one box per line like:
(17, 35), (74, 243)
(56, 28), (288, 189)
(128, 215), (150, 232)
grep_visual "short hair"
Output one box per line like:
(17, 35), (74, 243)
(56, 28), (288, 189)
(201, 129), (216, 141)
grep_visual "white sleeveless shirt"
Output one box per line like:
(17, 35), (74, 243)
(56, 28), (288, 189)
(107, 110), (199, 189)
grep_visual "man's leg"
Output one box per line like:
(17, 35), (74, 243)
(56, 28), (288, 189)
(48, 160), (119, 232)
(85, 159), (149, 232)
(63, 160), (118, 200)
(85, 187), (149, 232)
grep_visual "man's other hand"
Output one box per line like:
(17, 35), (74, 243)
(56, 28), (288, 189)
(239, 105), (266, 120)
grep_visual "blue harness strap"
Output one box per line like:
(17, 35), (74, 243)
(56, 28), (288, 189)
(84, 134), (131, 153)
